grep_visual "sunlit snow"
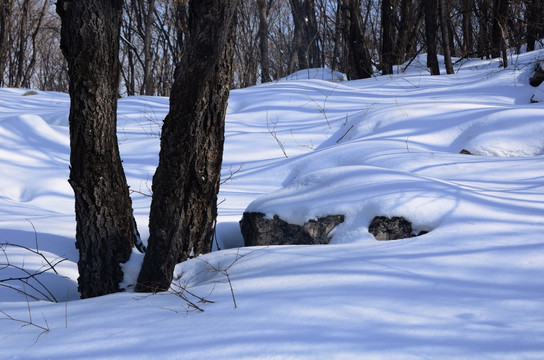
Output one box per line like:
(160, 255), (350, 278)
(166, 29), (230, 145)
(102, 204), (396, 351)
(1, 51), (544, 359)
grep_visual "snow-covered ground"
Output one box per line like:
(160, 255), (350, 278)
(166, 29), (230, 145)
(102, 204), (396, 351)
(1, 51), (544, 359)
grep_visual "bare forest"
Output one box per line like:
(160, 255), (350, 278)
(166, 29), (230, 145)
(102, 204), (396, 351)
(1, 0), (542, 94)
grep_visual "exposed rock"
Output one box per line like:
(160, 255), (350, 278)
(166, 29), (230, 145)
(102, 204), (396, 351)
(368, 216), (423, 240)
(529, 64), (544, 87)
(22, 90), (38, 96)
(460, 149), (472, 155)
(240, 212), (344, 246)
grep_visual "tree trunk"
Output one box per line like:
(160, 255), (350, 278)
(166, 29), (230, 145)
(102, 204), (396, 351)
(461, 0), (473, 55)
(491, 0), (508, 65)
(476, 0), (491, 58)
(381, 0), (394, 74)
(22, 0), (49, 88)
(341, 0), (373, 79)
(424, 0), (440, 75)
(289, 0), (321, 71)
(0, 0), (12, 87)
(438, 0), (454, 74)
(142, 0), (155, 95)
(257, 0), (270, 83)
(136, 0), (238, 293)
(57, 0), (141, 299)
(14, 0), (29, 87)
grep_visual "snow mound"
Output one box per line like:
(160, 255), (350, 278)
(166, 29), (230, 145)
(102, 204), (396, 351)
(461, 108), (544, 157)
(282, 67), (347, 82)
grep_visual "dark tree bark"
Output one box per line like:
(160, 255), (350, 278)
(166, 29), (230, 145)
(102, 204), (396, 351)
(438, 0), (454, 74)
(341, 0), (373, 79)
(289, 0), (321, 71)
(491, 0), (508, 66)
(424, 0), (440, 75)
(381, 0), (395, 74)
(136, 0), (239, 293)
(142, 0), (155, 95)
(14, 0), (29, 87)
(396, 0), (421, 64)
(257, 0), (270, 83)
(461, 0), (473, 55)
(57, 0), (141, 298)
(476, 0), (491, 58)
(0, 0), (12, 87)
(22, 0), (49, 88)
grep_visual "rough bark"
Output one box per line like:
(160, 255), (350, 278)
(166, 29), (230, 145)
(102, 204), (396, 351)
(424, 0), (440, 75)
(57, 0), (140, 298)
(136, 0), (239, 293)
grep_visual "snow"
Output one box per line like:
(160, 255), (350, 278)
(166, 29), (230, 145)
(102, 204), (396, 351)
(1, 51), (544, 359)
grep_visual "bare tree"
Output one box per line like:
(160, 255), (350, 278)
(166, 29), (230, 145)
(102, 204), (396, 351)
(257, 0), (271, 83)
(491, 0), (508, 66)
(461, 0), (474, 56)
(289, 0), (321, 72)
(341, 0), (373, 79)
(424, 0), (440, 75)
(57, 0), (141, 298)
(0, 0), (12, 86)
(438, 0), (453, 74)
(136, 0), (239, 293)
(381, 0), (395, 74)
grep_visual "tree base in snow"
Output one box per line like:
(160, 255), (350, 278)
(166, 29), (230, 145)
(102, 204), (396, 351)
(240, 212), (344, 246)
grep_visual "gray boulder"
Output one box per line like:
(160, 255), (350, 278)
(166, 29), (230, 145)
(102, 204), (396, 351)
(529, 63), (544, 87)
(368, 216), (426, 240)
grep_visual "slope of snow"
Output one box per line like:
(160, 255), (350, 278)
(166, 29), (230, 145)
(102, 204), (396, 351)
(1, 51), (544, 359)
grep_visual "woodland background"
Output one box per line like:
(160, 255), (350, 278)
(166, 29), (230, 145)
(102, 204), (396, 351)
(1, 0), (542, 95)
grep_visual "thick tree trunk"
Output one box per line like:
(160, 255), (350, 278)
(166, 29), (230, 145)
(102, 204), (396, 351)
(57, 0), (140, 298)
(424, 0), (440, 75)
(341, 0), (373, 79)
(136, 0), (238, 293)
